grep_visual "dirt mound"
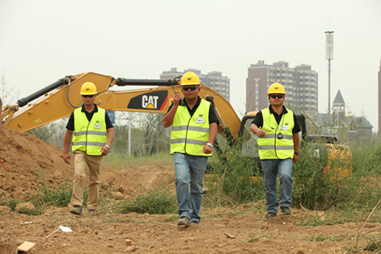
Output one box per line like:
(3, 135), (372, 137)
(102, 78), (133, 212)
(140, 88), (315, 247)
(0, 125), (73, 200)
(0, 125), (176, 202)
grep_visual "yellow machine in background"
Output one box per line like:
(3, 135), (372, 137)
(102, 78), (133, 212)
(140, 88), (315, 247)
(0, 72), (352, 181)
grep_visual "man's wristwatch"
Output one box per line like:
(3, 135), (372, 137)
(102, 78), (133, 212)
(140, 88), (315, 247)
(207, 143), (213, 148)
(105, 145), (110, 150)
(294, 152), (299, 155)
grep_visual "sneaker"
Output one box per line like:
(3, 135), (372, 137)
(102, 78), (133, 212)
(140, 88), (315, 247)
(177, 217), (190, 226)
(190, 220), (199, 226)
(265, 212), (276, 218)
(70, 206), (82, 215)
(281, 206), (291, 215)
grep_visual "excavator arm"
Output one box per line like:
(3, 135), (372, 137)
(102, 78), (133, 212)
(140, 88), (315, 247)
(1, 72), (241, 142)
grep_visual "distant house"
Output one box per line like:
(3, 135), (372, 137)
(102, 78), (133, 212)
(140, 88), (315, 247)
(304, 90), (373, 142)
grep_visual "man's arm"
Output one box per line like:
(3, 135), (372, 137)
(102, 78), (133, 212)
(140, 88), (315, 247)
(292, 132), (300, 163)
(203, 122), (217, 154)
(163, 93), (182, 127)
(250, 123), (266, 137)
(64, 130), (73, 164)
(101, 128), (114, 156)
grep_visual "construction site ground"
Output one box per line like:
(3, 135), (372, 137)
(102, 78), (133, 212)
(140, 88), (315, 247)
(0, 124), (379, 254)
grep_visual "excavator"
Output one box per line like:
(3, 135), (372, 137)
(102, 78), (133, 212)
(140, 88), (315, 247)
(0, 72), (351, 180)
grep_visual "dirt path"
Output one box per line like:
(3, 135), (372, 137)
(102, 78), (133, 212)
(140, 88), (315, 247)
(0, 125), (379, 253)
(0, 203), (378, 254)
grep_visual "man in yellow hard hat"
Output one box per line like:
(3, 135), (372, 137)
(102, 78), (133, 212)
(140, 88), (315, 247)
(64, 82), (114, 215)
(250, 82), (300, 218)
(163, 71), (219, 226)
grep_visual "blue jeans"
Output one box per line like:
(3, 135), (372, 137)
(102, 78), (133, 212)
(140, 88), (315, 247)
(260, 158), (293, 214)
(174, 152), (208, 223)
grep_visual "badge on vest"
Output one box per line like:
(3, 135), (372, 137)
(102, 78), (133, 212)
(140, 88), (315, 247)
(196, 118), (205, 124)
(94, 124), (101, 129)
(280, 125), (288, 131)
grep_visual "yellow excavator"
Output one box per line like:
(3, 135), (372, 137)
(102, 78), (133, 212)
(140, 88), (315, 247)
(0, 72), (351, 180)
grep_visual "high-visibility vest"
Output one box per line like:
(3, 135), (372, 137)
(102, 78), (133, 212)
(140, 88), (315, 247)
(72, 107), (108, 156)
(170, 99), (211, 156)
(257, 107), (295, 159)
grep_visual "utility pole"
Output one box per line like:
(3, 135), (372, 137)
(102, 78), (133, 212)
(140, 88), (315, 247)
(128, 112), (131, 156)
(325, 31), (334, 118)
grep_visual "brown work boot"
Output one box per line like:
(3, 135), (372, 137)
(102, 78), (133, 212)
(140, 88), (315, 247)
(70, 206), (82, 215)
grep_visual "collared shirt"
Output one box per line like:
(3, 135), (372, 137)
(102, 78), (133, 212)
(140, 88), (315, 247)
(166, 96), (220, 125)
(251, 105), (300, 133)
(66, 104), (113, 131)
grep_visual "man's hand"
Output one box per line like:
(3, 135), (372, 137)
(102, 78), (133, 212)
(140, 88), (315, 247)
(101, 146), (110, 156)
(173, 93), (182, 106)
(203, 145), (212, 154)
(292, 154), (299, 163)
(64, 152), (71, 164)
(257, 129), (267, 137)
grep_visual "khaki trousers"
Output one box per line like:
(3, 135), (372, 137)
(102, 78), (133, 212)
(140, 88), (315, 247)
(70, 150), (103, 210)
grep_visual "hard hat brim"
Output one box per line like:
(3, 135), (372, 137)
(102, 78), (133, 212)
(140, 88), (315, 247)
(181, 83), (200, 86)
(80, 92), (97, 95)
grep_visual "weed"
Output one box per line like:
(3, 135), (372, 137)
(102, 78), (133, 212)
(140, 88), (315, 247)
(6, 200), (22, 210)
(304, 233), (346, 242)
(117, 186), (177, 214)
(362, 238), (381, 252)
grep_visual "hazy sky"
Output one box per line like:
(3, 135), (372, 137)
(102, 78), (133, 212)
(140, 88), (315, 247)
(1, 0), (380, 131)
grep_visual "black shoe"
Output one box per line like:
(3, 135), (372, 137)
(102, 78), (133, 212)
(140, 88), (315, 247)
(265, 212), (276, 218)
(281, 206), (291, 215)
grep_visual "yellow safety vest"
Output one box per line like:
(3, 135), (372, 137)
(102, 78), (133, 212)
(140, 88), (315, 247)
(72, 107), (108, 156)
(170, 99), (211, 156)
(257, 107), (295, 159)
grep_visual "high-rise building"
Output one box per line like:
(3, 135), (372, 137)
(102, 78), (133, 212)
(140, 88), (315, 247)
(160, 68), (230, 101)
(246, 60), (318, 112)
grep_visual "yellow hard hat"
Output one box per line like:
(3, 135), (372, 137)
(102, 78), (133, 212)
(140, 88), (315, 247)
(267, 82), (286, 96)
(80, 82), (97, 95)
(181, 72), (200, 86)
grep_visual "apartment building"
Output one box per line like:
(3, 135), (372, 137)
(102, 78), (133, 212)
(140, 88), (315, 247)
(246, 60), (318, 112)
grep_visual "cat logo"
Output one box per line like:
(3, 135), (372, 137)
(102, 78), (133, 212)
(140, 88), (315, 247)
(142, 95), (159, 109)
(128, 91), (168, 111)
(187, 77), (192, 80)
(199, 114), (204, 117)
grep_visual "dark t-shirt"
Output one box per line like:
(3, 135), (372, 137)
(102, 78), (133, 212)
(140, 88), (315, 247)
(66, 104), (113, 131)
(166, 97), (220, 125)
(251, 105), (301, 133)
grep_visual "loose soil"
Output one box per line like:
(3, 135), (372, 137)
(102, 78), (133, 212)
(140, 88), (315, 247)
(0, 125), (379, 253)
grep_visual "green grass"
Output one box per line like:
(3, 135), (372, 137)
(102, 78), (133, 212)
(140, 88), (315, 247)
(303, 233), (346, 242)
(116, 186), (177, 215)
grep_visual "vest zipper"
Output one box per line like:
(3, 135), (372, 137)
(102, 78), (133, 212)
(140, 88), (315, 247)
(184, 118), (192, 154)
(85, 120), (90, 154)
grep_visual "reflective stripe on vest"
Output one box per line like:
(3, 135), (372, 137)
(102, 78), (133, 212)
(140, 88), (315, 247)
(257, 107), (294, 159)
(170, 99), (211, 156)
(72, 107), (107, 156)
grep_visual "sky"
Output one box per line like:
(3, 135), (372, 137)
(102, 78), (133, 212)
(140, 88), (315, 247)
(1, 0), (380, 131)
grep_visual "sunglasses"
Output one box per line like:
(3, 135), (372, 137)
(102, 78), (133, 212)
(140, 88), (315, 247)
(270, 94), (284, 99)
(82, 95), (95, 98)
(182, 85), (199, 91)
